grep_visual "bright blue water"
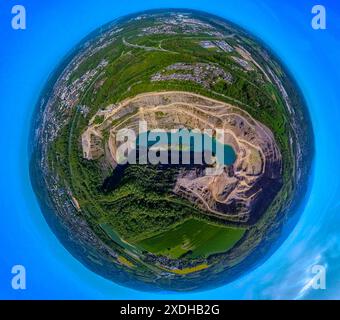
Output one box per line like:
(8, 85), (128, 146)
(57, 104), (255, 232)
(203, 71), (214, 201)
(0, 0), (340, 299)
(137, 131), (237, 165)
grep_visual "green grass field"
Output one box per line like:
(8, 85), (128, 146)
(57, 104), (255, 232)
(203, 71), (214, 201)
(135, 218), (245, 259)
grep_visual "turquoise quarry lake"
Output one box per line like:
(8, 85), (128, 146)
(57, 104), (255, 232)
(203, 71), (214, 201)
(137, 130), (237, 165)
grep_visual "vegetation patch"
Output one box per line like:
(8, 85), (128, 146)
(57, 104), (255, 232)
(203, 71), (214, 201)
(136, 218), (245, 259)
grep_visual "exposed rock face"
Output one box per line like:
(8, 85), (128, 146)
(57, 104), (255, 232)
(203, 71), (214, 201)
(82, 91), (283, 223)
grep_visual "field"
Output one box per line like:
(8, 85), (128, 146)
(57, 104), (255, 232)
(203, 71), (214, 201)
(136, 218), (245, 259)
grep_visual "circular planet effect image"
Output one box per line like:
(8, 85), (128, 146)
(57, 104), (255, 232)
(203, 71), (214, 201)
(30, 9), (314, 292)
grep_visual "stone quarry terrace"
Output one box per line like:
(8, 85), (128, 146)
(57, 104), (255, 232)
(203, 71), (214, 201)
(81, 91), (283, 224)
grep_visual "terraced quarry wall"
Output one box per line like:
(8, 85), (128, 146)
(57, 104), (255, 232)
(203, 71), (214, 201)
(82, 91), (283, 223)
